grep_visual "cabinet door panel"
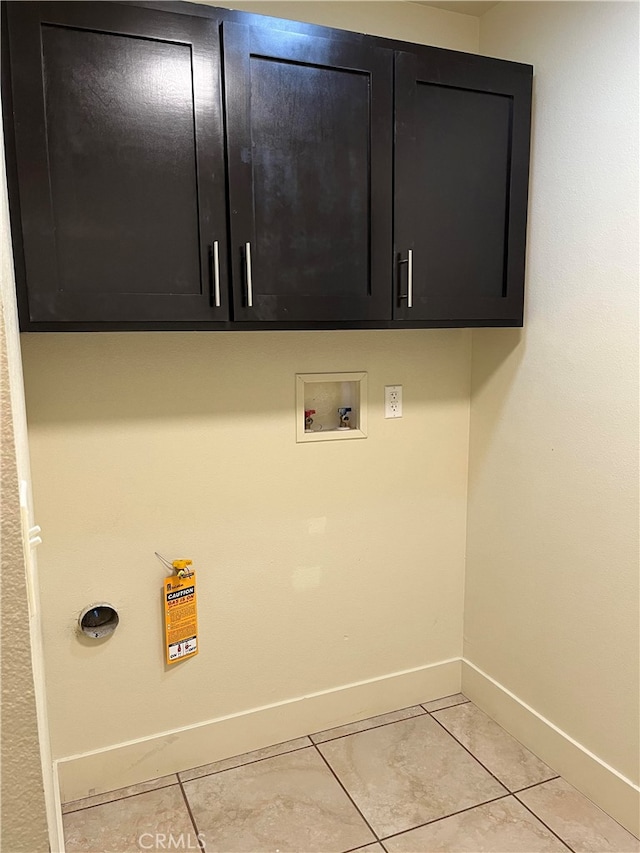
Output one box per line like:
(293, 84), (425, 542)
(395, 50), (532, 324)
(224, 24), (393, 323)
(7, 2), (228, 325)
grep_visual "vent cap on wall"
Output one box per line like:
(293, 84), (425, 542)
(78, 603), (119, 639)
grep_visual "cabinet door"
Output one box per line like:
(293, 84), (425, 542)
(394, 50), (532, 325)
(224, 23), (393, 323)
(6, 2), (228, 327)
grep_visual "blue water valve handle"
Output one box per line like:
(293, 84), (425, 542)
(338, 407), (352, 429)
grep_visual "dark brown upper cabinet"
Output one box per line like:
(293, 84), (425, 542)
(4, 1), (229, 328)
(394, 49), (532, 325)
(223, 23), (393, 323)
(3, 1), (533, 331)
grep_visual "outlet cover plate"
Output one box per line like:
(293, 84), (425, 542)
(385, 385), (403, 418)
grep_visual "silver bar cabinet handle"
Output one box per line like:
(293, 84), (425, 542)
(399, 249), (414, 308)
(212, 240), (220, 308)
(245, 242), (253, 308)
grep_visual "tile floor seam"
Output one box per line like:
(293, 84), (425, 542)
(312, 742), (381, 846)
(342, 841), (386, 853)
(177, 740), (314, 782)
(512, 775), (561, 795)
(428, 710), (512, 794)
(430, 704), (561, 799)
(61, 776), (180, 814)
(378, 792), (513, 844)
(514, 791), (576, 853)
(310, 708), (427, 746)
(317, 710), (522, 843)
(177, 777), (204, 851)
(179, 746), (379, 853)
(420, 698), (470, 713)
(518, 779), (640, 845)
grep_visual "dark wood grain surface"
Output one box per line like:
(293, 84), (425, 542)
(394, 49), (532, 324)
(3, 0), (532, 331)
(6, 1), (229, 324)
(224, 22), (393, 323)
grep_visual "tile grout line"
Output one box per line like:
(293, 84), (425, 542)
(379, 792), (512, 844)
(514, 793), (576, 853)
(427, 711), (513, 793)
(178, 776), (205, 851)
(178, 740), (314, 783)
(329, 707), (568, 849)
(311, 708), (427, 747)
(426, 714), (575, 853)
(420, 698), (470, 714)
(61, 776), (180, 815)
(513, 775), (561, 795)
(428, 710), (565, 805)
(342, 840), (389, 853)
(312, 742), (382, 846)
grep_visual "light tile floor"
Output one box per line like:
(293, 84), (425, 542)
(63, 694), (640, 853)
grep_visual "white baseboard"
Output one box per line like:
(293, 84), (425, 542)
(462, 658), (640, 838)
(52, 762), (65, 853)
(56, 655), (639, 839)
(56, 657), (461, 803)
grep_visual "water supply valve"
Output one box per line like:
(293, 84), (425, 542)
(305, 409), (316, 432)
(337, 407), (352, 430)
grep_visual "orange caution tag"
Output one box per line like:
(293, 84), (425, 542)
(164, 571), (198, 664)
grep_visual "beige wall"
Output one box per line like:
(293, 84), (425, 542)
(467, 0), (639, 796)
(8, 0), (639, 832)
(23, 329), (471, 766)
(207, 0), (479, 49)
(18, 1), (478, 784)
(1, 118), (52, 851)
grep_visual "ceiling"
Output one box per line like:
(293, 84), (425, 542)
(413, 1), (499, 16)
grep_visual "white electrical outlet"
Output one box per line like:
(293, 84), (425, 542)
(384, 385), (403, 418)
